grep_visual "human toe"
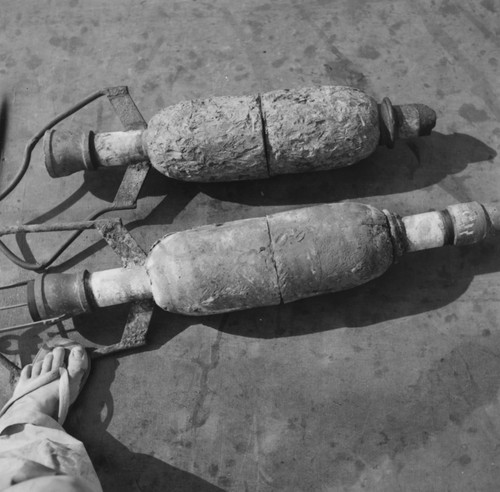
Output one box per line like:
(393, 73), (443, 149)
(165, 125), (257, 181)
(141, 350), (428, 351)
(19, 363), (32, 381)
(41, 352), (54, 374)
(51, 346), (65, 369)
(67, 345), (88, 378)
(31, 360), (43, 377)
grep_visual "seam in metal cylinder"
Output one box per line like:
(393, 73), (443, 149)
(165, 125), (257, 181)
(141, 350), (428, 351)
(146, 203), (396, 315)
(43, 85), (436, 181)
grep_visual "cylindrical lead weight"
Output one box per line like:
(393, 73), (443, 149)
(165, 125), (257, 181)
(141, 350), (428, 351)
(26, 201), (499, 322)
(146, 203), (394, 315)
(44, 85), (437, 181)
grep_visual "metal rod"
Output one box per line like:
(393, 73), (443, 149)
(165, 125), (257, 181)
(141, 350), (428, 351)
(0, 214), (123, 272)
(0, 220), (98, 237)
(0, 315), (67, 333)
(0, 280), (28, 290)
(0, 302), (27, 311)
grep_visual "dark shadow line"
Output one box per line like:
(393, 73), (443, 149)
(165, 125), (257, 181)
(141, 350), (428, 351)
(13, 184), (89, 265)
(0, 96), (9, 176)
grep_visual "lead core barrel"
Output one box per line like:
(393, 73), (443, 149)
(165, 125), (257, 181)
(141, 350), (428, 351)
(25, 201), (497, 321)
(44, 86), (436, 180)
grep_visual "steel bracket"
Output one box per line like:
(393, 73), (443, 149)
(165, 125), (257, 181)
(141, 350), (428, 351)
(0, 218), (155, 374)
(91, 218), (154, 358)
(103, 86), (150, 209)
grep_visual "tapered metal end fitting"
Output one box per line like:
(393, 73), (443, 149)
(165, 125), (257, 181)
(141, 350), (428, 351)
(44, 129), (96, 178)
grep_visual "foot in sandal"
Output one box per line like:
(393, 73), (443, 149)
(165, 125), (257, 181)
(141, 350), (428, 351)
(0, 339), (90, 425)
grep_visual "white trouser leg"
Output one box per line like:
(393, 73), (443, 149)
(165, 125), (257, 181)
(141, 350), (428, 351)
(0, 402), (102, 492)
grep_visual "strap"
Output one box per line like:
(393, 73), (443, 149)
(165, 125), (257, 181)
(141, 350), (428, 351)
(57, 367), (70, 424)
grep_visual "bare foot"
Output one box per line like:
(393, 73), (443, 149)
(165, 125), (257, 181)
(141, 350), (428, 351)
(3, 345), (88, 422)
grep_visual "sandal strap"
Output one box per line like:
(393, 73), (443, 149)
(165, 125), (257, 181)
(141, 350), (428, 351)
(57, 367), (70, 425)
(0, 338), (90, 426)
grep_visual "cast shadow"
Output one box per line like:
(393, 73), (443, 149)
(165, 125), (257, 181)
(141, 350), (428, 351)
(210, 236), (500, 339)
(33, 131), (498, 272)
(13, 167), (198, 271)
(0, 318), (71, 371)
(0, 96), (8, 169)
(0, 309), (222, 490)
(196, 132), (497, 206)
(12, 131), (496, 271)
(65, 356), (225, 492)
(80, 131), (496, 208)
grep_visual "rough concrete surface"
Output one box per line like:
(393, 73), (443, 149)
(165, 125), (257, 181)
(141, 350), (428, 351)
(0, 0), (499, 490)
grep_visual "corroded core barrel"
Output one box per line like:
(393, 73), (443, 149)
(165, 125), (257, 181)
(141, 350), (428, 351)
(26, 201), (498, 322)
(146, 203), (394, 314)
(44, 85), (436, 180)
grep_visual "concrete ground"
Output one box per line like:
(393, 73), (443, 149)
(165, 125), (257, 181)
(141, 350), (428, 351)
(0, 0), (499, 490)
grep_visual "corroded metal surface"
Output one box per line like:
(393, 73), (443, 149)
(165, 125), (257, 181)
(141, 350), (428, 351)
(94, 219), (147, 269)
(0, 220), (98, 237)
(92, 299), (154, 357)
(112, 161), (150, 209)
(105, 86), (147, 131)
(92, 218), (154, 357)
(0, 217), (154, 358)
